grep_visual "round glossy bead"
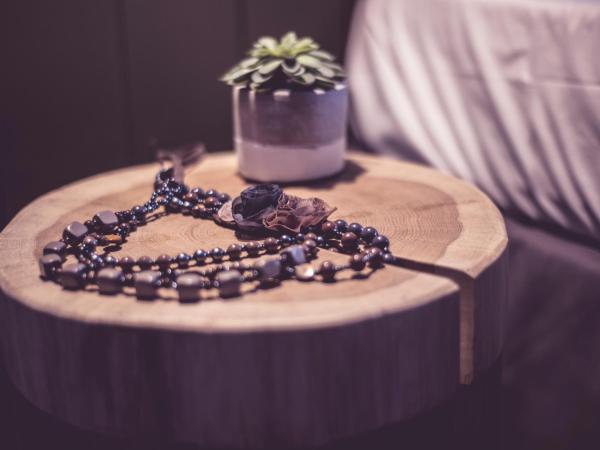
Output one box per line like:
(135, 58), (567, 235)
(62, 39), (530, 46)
(183, 192), (198, 203)
(204, 196), (220, 208)
(280, 234), (294, 246)
(350, 253), (366, 271)
(360, 226), (378, 244)
(217, 193), (230, 203)
(192, 204), (208, 218)
(315, 236), (326, 247)
(348, 222), (363, 235)
(119, 256), (135, 272)
(303, 239), (318, 256)
(191, 187), (205, 198)
(319, 261), (337, 281)
(366, 247), (384, 267)
(304, 232), (318, 242)
(210, 247), (225, 262)
(372, 235), (390, 250)
(156, 254), (172, 270)
(205, 189), (219, 197)
(383, 252), (395, 264)
(194, 249), (208, 264)
(334, 219), (348, 233)
(245, 241), (262, 257)
(118, 210), (132, 223)
(341, 232), (358, 250)
(295, 233), (305, 243)
(81, 236), (97, 252)
(117, 223), (130, 237)
(137, 256), (154, 270)
(89, 253), (104, 270)
(104, 255), (118, 267)
(176, 252), (191, 267)
(320, 221), (337, 236)
(132, 205), (147, 220)
(167, 198), (181, 212)
(226, 244), (243, 260)
(264, 237), (279, 253)
(129, 219), (138, 231)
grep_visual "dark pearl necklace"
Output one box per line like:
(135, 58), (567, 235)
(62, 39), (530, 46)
(39, 168), (393, 302)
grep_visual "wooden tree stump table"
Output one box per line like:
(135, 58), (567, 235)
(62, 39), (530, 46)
(0, 153), (507, 449)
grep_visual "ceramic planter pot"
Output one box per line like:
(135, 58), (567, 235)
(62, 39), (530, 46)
(233, 84), (348, 182)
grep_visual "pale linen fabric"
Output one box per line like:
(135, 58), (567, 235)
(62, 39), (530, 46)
(347, 0), (600, 242)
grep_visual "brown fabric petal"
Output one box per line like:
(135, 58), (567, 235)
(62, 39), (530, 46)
(263, 194), (336, 233)
(215, 200), (235, 225)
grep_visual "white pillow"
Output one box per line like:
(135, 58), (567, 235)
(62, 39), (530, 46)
(347, 0), (600, 242)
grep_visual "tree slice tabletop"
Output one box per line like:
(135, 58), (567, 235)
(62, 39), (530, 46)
(0, 152), (507, 448)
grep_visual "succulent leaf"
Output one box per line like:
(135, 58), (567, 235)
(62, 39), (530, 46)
(220, 31), (345, 91)
(281, 31), (297, 49)
(259, 59), (283, 75)
(296, 54), (322, 69)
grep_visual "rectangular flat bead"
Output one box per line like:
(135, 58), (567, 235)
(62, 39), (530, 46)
(216, 270), (242, 298)
(59, 263), (88, 289)
(63, 221), (88, 245)
(134, 270), (161, 299)
(39, 254), (62, 278)
(176, 273), (204, 303)
(94, 210), (119, 230)
(96, 267), (124, 295)
(43, 241), (67, 260)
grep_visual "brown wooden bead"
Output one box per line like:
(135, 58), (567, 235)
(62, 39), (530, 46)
(341, 232), (358, 250)
(137, 256), (154, 270)
(304, 233), (318, 241)
(204, 196), (220, 208)
(156, 254), (172, 270)
(320, 220), (336, 236)
(183, 192), (198, 203)
(319, 260), (337, 281)
(245, 241), (262, 257)
(226, 244), (243, 260)
(192, 204), (208, 218)
(302, 239), (318, 256)
(100, 234), (123, 246)
(264, 237), (279, 253)
(366, 247), (384, 268)
(350, 253), (366, 271)
(119, 256), (135, 272)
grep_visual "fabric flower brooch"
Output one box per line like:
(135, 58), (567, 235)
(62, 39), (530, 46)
(217, 184), (336, 233)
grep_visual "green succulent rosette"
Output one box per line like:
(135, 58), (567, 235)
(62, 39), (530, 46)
(220, 32), (346, 91)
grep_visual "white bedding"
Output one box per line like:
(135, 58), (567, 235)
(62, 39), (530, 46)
(347, 0), (600, 242)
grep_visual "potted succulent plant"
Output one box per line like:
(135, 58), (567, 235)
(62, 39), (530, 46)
(221, 32), (347, 182)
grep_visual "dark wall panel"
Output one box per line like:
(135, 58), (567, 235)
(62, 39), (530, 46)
(245, 0), (353, 63)
(0, 0), (128, 227)
(125, 0), (238, 159)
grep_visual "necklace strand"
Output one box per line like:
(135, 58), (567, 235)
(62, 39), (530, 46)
(39, 169), (393, 301)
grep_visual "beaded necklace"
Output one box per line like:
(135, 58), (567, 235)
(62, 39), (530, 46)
(39, 165), (393, 302)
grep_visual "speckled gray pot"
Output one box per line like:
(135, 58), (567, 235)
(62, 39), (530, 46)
(233, 85), (348, 182)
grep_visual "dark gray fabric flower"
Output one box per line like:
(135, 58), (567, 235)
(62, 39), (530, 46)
(216, 184), (335, 233)
(217, 184), (282, 231)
